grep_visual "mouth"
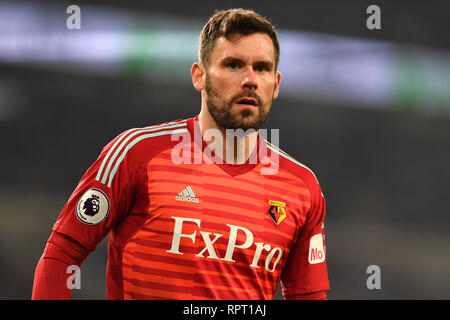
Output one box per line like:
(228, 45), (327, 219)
(234, 96), (259, 107)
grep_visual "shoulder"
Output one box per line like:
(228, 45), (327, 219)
(95, 118), (189, 187)
(103, 118), (189, 156)
(265, 141), (323, 196)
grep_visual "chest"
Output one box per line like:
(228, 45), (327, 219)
(143, 159), (310, 270)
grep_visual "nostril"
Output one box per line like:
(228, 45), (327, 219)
(243, 82), (257, 90)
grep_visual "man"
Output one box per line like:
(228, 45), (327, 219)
(32, 8), (329, 300)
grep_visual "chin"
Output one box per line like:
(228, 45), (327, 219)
(234, 120), (262, 132)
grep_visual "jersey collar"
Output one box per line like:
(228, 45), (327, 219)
(187, 115), (265, 177)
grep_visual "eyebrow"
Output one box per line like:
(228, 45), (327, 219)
(221, 56), (274, 70)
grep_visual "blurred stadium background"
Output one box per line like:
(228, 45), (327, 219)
(0, 0), (449, 299)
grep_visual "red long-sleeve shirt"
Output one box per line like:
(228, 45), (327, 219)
(32, 116), (329, 300)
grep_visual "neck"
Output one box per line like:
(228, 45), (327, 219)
(198, 105), (258, 165)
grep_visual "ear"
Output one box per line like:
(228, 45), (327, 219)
(191, 62), (206, 91)
(272, 71), (281, 100)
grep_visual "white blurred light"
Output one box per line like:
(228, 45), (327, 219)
(0, 1), (449, 113)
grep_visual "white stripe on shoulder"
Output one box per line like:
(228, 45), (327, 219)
(95, 127), (135, 182)
(106, 127), (188, 188)
(265, 141), (320, 185)
(95, 120), (187, 186)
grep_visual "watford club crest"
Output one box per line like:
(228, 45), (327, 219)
(267, 200), (287, 225)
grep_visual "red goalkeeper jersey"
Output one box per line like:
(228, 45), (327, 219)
(35, 115), (329, 299)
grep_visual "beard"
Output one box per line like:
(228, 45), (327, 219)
(205, 74), (274, 131)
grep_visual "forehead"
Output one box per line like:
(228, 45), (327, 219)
(209, 32), (276, 64)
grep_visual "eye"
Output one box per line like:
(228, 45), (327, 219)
(227, 62), (239, 70)
(255, 65), (267, 72)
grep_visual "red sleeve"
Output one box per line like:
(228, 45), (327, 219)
(32, 232), (89, 299)
(32, 131), (139, 299)
(280, 178), (329, 297)
(32, 258), (72, 300)
(51, 131), (139, 251)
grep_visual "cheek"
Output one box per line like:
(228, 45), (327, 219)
(210, 79), (236, 103)
(210, 68), (239, 88)
(261, 79), (278, 99)
(214, 77), (235, 93)
(272, 85), (279, 100)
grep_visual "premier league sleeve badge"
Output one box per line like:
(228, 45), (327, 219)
(76, 188), (110, 225)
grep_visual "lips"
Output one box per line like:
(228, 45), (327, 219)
(234, 97), (258, 106)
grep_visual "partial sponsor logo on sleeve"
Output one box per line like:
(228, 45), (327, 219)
(76, 188), (110, 225)
(308, 233), (325, 264)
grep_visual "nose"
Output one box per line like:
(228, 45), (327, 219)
(241, 67), (258, 90)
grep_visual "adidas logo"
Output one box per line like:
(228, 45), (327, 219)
(175, 186), (199, 203)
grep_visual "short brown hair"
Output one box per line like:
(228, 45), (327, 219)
(199, 8), (280, 70)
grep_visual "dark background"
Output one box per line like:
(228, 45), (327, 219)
(0, 0), (449, 299)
